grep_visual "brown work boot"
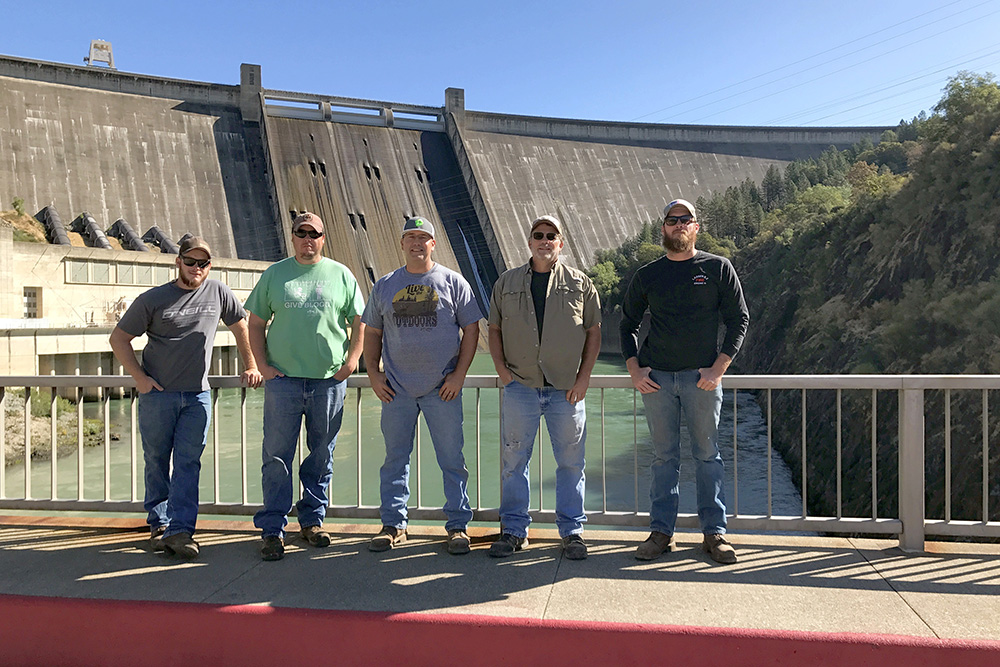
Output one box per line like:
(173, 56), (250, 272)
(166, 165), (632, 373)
(634, 531), (676, 561)
(447, 529), (471, 555)
(369, 526), (407, 552)
(161, 532), (200, 559)
(300, 524), (331, 547)
(702, 533), (737, 564)
(149, 526), (167, 552)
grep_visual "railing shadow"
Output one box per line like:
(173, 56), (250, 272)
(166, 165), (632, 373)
(2, 522), (998, 619)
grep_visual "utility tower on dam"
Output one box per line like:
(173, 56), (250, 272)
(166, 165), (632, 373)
(0, 54), (886, 310)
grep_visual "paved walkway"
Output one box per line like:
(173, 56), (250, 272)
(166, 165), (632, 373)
(2, 514), (999, 644)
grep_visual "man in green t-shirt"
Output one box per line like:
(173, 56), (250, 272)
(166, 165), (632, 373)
(246, 212), (365, 561)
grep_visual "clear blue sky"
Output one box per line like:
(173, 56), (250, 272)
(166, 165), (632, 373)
(5, 0), (1000, 127)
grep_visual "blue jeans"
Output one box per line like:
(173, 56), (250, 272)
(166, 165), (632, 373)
(641, 369), (727, 535)
(379, 388), (472, 531)
(499, 381), (586, 538)
(138, 390), (211, 538)
(253, 375), (346, 538)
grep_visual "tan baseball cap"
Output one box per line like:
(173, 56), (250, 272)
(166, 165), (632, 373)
(530, 215), (563, 235)
(292, 212), (325, 234)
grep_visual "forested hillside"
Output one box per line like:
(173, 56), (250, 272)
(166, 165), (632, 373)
(590, 72), (1000, 522)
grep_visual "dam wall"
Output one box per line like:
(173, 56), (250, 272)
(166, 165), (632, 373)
(0, 53), (888, 292)
(0, 56), (280, 261)
(261, 115), (498, 307)
(455, 108), (881, 270)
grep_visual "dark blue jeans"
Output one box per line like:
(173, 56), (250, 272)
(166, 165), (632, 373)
(138, 390), (211, 537)
(253, 376), (346, 539)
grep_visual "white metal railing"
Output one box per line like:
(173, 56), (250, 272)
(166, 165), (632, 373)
(262, 89), (445, 130)
(1, 374), (999, 551)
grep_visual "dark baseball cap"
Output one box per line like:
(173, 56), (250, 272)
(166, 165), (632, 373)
(178, 236), (212, 258)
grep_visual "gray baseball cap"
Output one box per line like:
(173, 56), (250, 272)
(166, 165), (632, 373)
(664, 199), (697, 219)
(402, 216), (435, 238)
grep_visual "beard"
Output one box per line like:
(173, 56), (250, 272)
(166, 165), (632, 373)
(179, 272), (206, 289)
(662, 228), (695, 253)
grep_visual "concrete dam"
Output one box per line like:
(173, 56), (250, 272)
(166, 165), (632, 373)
(0, 54), (886, 308)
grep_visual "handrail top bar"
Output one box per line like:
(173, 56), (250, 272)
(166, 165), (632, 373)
(262, 89), (443, 116)
(5, 374), (1000, 390)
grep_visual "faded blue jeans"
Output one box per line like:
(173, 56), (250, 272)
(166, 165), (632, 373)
(499, 380), (586, 538)
(378, 387), (472, 531)
(641, 369), (727, 536)
(138, 390), (211, 538)
(254, 375), (346, 539)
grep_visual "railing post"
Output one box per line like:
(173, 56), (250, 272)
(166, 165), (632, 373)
(898, 387), (925, 552)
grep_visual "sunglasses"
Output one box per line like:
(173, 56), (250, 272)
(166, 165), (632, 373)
(180, 256), (211, 269)
(293, 229), (324, 239)
(664, 215), (695, 226)
(532, 232), (560, 241)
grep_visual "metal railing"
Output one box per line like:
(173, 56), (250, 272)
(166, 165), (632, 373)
(2, 374), (999, 551)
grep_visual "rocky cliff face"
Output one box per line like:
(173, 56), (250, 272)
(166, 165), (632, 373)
(733, 74), (1000, 523)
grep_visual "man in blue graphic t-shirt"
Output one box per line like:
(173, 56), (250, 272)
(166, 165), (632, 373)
(362, 216), (482, 555)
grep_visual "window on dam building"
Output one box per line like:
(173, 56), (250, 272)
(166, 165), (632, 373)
(62, 258), (262, 290)
(23, 287), (39, 318)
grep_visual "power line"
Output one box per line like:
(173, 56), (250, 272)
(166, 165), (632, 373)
(686, 7), (1000, 124)
(632, 0), (982, 122)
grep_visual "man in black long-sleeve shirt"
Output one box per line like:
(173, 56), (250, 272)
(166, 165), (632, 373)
(619, 198), (749, 564)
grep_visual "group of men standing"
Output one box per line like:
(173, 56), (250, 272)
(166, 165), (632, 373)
(110, 197), (748, 564)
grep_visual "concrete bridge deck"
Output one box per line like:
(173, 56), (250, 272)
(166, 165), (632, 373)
(1, 515), (998, 665)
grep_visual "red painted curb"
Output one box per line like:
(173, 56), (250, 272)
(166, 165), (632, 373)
(1, 594), (997, 666)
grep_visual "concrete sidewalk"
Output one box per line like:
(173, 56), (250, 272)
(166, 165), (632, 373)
(1, 515), (998, 642)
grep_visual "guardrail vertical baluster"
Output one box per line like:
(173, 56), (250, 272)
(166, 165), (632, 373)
(24, 386), (31, 499)
(50, 387), (57, 500)
(416, 415), (422, 509)
(601, 388), (607, 514)
(130, 389), (138, 502)
(871, 389), (877, 519)
(945, 389), (951, 522)
(476, 388), (482, 509)
(240, 387), (248, 505)
(633, 390), (639, 513)
(103, 384), (110, 501)
(212, 387), (220, 504)
(898, 386), (925, 552)
(983, 389), (989, 522)
(732, 387), (738, 516)
(767, 388), (772, 518)
(76, 387), (83, 501)
(801, 389), (807, 518)
(836, 389), (842, 519)
(357, 387), (363, 508)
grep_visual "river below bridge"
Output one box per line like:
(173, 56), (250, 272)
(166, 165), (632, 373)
(2, 356), (802, 524)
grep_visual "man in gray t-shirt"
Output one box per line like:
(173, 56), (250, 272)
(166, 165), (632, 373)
(110, 237), (261, 558)
(362, 217), (482, 555)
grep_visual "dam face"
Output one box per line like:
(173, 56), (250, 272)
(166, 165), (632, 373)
(0, 58), (280, 260)
(0, 55), (886, 298)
